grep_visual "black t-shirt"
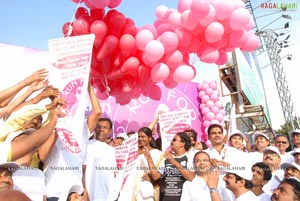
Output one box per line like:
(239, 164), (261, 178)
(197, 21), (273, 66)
(161, 155), (188, 201)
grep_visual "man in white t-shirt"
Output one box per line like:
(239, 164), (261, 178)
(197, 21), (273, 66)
(83, 117), (117, 201)
(248, 132), (270, 164)
(44, 82), (102, 201)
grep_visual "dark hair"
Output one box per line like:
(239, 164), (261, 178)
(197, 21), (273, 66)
(200, 141), (208, 150)
(193, 151), (210, 163)
(252, 162), (272, 181)
(184, 129), (198, 143)
(279, 178), (300, 199)
(177, 132), (192, 151)
(138, 127), (157, 149)
(235, 174), (253, 189)
(207, 124), (223, 135)
(97, 118), (113, 129)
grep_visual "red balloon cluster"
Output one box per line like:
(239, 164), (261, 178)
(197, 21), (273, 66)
(65, 0), (259, 104)
(198, 80), (226, 140)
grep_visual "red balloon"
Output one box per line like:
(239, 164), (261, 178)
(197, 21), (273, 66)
(72, 18), (91, 35)
(90, 20), (107, 47)
(90, 8), (105, 20)
(108, 0), (122, 8)
(75, 7), (89, 19)
(62, 22), (74, 37)
(119, 34), (136, 58)
(122, 23), (137, 36)
(96, 35), (118, 61)
(121, 57), (140, 74)
(106, 10), (126, 37)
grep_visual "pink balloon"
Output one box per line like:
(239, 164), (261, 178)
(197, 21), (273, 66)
(215, 100), (223, 109)
(156, 23), (172, 36)
(211, 106), (220, 114)
(240, 31), (260, 52)
(120, 57), (140, 73)
(198, 91), (205, 98)
(190, 0), (210, 18)
(87, 0), (109, 9)
(205, 88), (214, 96)
(201, 82), (209, 91)
(145, 84), (162, 100)
(200, 47), (219, 63)
(168, 11), (181, 30)
(233, 0), (246, 9)
(229, 8), (251, 30)
(180, 10), (198, 31)
(228, 29), (246, 48)
(151, 63), (170, 82)
(165, 50), (183, 69)
(210, 92), (219, 102)
(155, 5), (169, 20)
(216, 113), (224, 122)
(244, 17), (254, 31)
(201, 95), (210, 104)
(215, 0), (235, 20)
(141, 25), (158, 39)
(119, 34), (136, 58)
(135, 29), (154, 51)
(203, 120), (210, 128)
(144, 40), (165, 63)
(174, 28), (192, 47)
(108, 0), (122, 8)
(206, 112), (215, 121)
(209, 81), (217, 90)
(72, 18), (90, 35)
(173, 65), (195, 83)
(206, 100), (214, 109)
(163, 77), (178, 88)
(177, 0), (192, 13)
(202, 107), (210, 115)
(199, 5), (215, 27)
(158, 32), (179, 53)
(90, 20), (107, 47)
(205, 22), (224, 43)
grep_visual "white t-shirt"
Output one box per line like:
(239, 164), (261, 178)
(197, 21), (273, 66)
(44, 121), (91, 198)
(84, 139), (116, 201)
(262, 169), (284, 196)
(13, 166), (45, 201)
(235, 190), (258, 201)
(0, 142), (10, 161)
(180, 174), (232, 201)
(257, 192), (270, 201)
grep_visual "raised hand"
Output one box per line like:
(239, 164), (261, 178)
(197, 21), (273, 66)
(23, 68), (48, 86)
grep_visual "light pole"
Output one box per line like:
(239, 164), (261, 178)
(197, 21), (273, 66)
(258, 29), (297, 131)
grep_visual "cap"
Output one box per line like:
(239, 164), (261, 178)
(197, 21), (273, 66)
(5, 128), (36, 143)
(116, 132), (128, 141)
(0, 161), (19, 173)
(262, 146), (281, 158)
(281, 162), (300, 172)
(229, 130), (245, 141)
(289, 129), (300, 137)
(253, 131), (270, 141)
(290, 148), (300, 156)
(222, 162), (253, 181)
(58, 184), (83, 201)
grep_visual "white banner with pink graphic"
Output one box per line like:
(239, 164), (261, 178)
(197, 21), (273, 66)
(159, 110), (192, 151)
(48, 34), (95, 154)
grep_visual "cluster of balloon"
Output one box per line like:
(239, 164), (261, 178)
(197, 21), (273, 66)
(198, 80), (226, 143)
(65, 0), (260, 105)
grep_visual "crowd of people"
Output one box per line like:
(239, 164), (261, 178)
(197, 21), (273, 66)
(0, 68), (300, 201)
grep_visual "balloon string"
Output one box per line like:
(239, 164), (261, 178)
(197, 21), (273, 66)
(67, 0), (83, 37)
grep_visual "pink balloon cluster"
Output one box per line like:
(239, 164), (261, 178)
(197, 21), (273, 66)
(65, 0), (259, 104)
(198, 80), (225, 139)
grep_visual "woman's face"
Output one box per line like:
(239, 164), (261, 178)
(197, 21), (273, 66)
(138, 131), (151, 148)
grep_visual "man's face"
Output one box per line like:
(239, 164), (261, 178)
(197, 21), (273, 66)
(223, 173), (240, 192)
(68, 192), (84, 201)
(294, 153), (300, 165)
(194, 152), (210, 173)
(208, 127), (223, 145)
(230, 135), (243, 150)
(275, 136), (289, 153)
(284, 167), (300, 180)
(170, 135), (184, 152)
(0, 168), (14, 191)
(255, 136), (269, 150)
(292, 133), (300, 147)
(271, 182), (298, 201)
(95, 121), (112, 142)
(251, 166), (267, 186)
(263, 151), (281, 168)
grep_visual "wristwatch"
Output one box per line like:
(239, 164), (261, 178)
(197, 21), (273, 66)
(209, 187), (217, 193)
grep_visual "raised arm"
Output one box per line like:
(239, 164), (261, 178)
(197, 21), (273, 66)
(87, 79), (102, 133)
(0, 68), (48, 107)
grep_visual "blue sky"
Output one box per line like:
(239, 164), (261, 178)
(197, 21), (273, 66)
(0, 0), (299, 129)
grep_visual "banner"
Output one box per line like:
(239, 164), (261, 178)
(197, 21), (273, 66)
(159, 110), (192, 151)
(48, 34), (95, 154)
